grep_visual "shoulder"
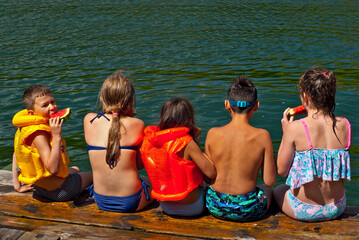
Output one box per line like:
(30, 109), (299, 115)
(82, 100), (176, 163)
(206, 126), (223, 137)
(251, 127), (272, 144)
(30, 130), (51, 146)
(83, 113), (99, 131)
(335, 117), (351, 143)
(285, 119), (304, 133)
(255, 127), (271, 138)
(205, 127), (222, 142)
(124, 117), (145, 138)
(336, 116), (350, 129)
(84, 113), (97, 122)
(126, 117), (145, 129)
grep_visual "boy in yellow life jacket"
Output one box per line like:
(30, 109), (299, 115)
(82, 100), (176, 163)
(12, 85), (92, 201)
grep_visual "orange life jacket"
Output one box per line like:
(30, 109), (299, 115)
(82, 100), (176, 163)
(140, 126), (203, 201)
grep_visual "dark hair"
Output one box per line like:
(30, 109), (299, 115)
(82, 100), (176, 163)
(99, 71), (135, 169)
(158, 97), (195, 137)
(22, 85), (52, 110)
(298, 66), (337, 136)
(227, 76), (257, 114)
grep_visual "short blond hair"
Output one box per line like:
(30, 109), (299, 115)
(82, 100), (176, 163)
(22, 85), (52, 110)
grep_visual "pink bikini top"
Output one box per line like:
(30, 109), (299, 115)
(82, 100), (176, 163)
(286, 117), (351, 189)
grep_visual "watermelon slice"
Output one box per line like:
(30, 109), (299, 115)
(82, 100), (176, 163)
(288, 105), (307, 116)
(50, 108), (71, 121)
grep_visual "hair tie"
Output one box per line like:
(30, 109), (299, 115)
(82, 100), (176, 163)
(323, 72), (327, 77)
(113, 112), (119, 116)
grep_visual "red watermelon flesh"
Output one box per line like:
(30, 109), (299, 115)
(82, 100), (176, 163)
(50, 108), (71, 121)
(288, 105), (307, 116)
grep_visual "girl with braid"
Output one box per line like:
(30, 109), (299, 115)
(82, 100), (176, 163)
(274, 66), (351, 222)
(84, 71), (153, 212)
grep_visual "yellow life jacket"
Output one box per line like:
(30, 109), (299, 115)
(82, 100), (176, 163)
(13, 109), (70, 184)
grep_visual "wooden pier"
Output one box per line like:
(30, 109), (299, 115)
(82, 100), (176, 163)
(0, 170), (358, 239)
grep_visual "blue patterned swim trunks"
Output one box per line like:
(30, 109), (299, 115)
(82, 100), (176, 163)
(206, 186), (267, 222)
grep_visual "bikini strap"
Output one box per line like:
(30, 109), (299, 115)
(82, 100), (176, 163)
(90, 112), (110, 123)
(141, 180), (151, 201)
(342, 117), (351, 149)
(300, 119), (313, 149)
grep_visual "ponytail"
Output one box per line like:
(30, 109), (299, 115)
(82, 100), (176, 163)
(106, 112), (122, 168)
(99, 70), (136, 169)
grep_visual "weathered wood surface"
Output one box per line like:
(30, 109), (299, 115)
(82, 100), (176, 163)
(0, 170), (358, 239)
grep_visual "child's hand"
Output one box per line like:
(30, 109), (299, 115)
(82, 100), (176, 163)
(15, 184), (34, 193)
(281, 108), (294, 132)
(49, 117), (63, 138)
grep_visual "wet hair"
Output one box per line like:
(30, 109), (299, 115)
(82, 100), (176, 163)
(99, 71), (135, 169)
(227, 76), (257, 114)
(158, 97), (195, 138)
(22, 85), (53, 110)
(298, 66), (338, 136)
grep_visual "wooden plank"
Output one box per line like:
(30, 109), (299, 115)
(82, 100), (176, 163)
(0, 215), (197, 240)
(0, 227), (26, 240)
(0, 170), (358, 240)
(0, 193), (358, 240)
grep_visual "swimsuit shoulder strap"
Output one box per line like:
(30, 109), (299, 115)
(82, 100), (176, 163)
(90, 112), (110, 123)
(341, 117), (351, 149)
(300, 119), (313, 149)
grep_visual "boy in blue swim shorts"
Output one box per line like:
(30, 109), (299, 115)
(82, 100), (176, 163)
(204, 76), (276, 222)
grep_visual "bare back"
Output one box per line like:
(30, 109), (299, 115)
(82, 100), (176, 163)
(205, 119), (275, 195)
(84, 113), (144, 197)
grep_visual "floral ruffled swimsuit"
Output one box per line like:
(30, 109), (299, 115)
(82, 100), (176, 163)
(286, 118), (351, 222)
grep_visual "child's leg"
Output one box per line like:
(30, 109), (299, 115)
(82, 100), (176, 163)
(136, 176), (154, 211)
(258, 184), (272, 209)
(69, 166), (80, 174)
(273, 184), (295, 219)
(12, 153), (34, 193)
(78, 172), (93, 192)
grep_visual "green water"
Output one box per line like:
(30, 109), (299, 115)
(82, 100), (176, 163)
(1, 1), (358, 205)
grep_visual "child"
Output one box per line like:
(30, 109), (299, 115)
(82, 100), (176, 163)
(205, 76), (276, 222)
(273, 67), (351, 222)
(140, 97), (216, 217)
(12, 85), (92, 201)
(84, 71), (154, 213)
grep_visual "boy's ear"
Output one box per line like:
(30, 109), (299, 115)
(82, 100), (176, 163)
(224, 100), (232, 112)
(27, 110), (35, 115)
(252, 101), (259, 112)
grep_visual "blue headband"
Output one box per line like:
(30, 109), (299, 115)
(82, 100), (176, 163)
(227, 99), (256, 108)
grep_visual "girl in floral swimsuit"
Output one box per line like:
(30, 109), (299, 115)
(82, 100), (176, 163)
(274, 66), (351, 222)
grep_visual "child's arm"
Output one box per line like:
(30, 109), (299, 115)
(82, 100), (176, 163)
(261, 131), (276, 188)
(186, 140), (216, 179)
(204, 128), (214, 163)
(136, 142), (145, 170)
(12, 153), (34, 192)
(277, 108), (296, 177)
(33, 117), (63, 174)
(134, 120), (145, 170)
